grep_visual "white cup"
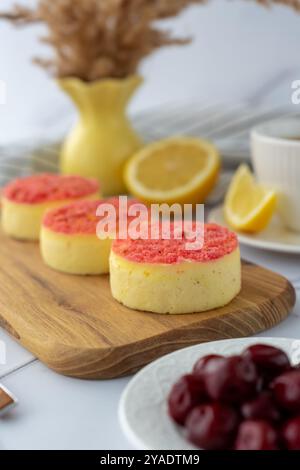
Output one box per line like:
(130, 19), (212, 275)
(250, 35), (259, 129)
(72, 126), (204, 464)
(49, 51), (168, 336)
(251, 118), (300, 233)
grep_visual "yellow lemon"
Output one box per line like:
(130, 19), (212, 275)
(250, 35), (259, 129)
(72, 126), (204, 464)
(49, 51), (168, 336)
(124, 137), (220, 205)
(225, 164), (277, 233)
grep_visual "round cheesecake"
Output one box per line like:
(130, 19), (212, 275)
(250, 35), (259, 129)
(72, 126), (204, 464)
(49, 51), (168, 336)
(1, 174), (100, 241)
(41, 198), (139, 275)
(110, 223), (241, 314)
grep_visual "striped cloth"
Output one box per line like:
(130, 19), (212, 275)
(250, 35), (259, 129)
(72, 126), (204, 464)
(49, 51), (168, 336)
(0, 102), (299, 205)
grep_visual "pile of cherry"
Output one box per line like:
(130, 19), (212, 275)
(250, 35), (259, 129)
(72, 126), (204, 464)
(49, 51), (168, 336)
(168, 344), (300, 450)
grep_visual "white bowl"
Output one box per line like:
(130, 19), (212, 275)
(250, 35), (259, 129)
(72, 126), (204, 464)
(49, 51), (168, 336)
(119, 337), (300, 450)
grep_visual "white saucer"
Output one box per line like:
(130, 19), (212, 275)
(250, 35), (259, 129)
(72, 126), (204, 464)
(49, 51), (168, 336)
(119, 337), (300, 450)
(209, 206), (300, 255)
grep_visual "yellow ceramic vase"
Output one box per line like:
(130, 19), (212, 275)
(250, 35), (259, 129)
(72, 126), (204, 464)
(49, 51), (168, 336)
(59, 76), (143, 196)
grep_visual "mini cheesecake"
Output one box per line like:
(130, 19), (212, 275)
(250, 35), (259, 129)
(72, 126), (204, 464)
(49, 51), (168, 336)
(110, 223), (241, 314)
(41, 198), (139, 275)
(1, 174), (100, 241)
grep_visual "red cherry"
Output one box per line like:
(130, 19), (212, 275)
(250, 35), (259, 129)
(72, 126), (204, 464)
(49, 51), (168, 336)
(235, 420), (279, 450)
(168, 374), (207, 425)
(282, 416), (300, 450)
(271, 370), (300, 412)
(185, 403), (239, 450)
(193, 354), (223, 379)
(241, 392), (281, 422)
(204, 355), (259, 403)
(243, 344), (290, 382)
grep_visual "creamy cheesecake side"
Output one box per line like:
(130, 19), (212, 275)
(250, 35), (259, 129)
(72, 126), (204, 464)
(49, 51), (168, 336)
(41, 226), (112, 275)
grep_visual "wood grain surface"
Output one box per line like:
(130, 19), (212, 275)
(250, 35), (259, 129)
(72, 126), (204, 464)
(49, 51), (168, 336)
(0, 231), (296, 379)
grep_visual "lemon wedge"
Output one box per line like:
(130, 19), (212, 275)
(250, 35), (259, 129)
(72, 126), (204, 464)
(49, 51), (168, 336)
(224, 164), (277, 233)
(124, 137), (220, 205)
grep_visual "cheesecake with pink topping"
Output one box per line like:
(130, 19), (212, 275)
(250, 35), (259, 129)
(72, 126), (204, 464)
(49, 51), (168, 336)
(1, 174), (100, 240)
(110, 223), (241, 314)
(41, 198), (139, 275)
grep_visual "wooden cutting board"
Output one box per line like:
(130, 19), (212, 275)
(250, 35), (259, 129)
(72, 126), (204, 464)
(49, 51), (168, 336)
(0, 230), (296, 379)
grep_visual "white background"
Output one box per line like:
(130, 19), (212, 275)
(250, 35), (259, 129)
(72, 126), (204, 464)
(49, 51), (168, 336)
(0, 0), (300, 450)
(1, 0), (300, 142)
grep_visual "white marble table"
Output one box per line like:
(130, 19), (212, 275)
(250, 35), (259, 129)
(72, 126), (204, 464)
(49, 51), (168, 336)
(1, 0), (300, 450)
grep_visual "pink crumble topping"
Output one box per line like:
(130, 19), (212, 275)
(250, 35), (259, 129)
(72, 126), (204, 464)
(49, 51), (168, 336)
(112, 223), (238, 264)
(42, 198), (141, 235)
(3, 174), (99, 204)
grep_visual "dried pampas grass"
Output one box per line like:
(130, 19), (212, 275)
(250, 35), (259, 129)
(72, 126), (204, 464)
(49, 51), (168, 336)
(0, 0), (299, 82)
(0, 0), (206, 81)
(251, 0), (300, 9)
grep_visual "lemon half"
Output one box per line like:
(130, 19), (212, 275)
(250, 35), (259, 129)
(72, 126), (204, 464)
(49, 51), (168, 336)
(124, 137), (220, 205)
